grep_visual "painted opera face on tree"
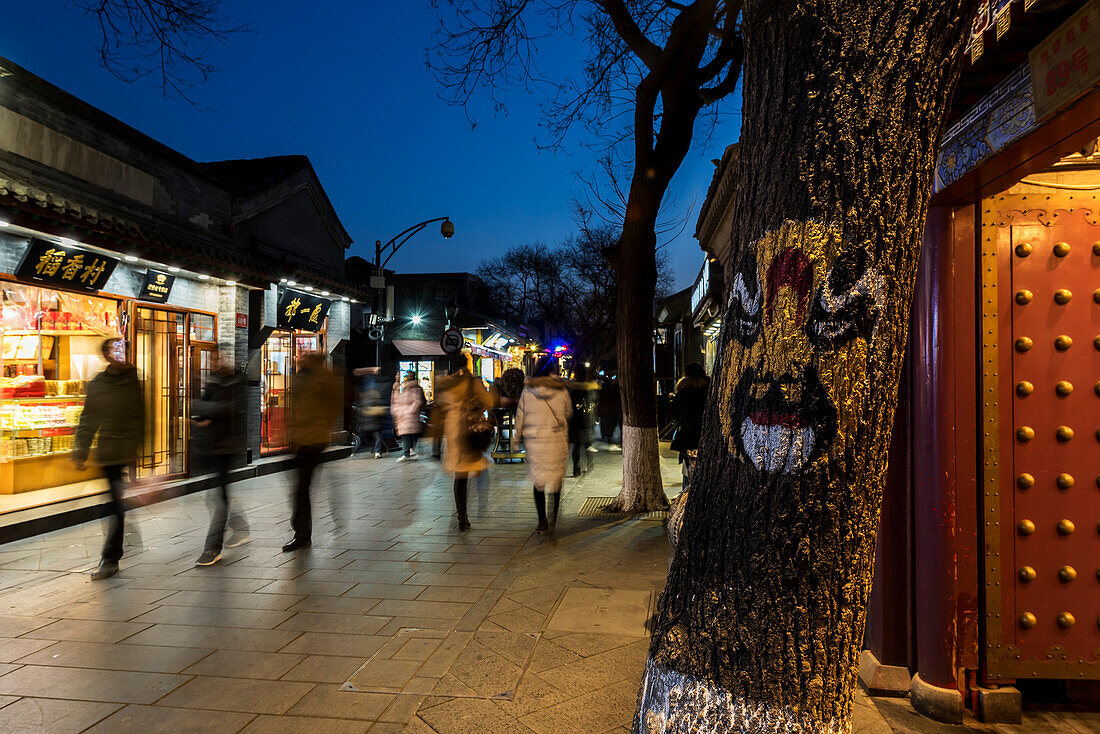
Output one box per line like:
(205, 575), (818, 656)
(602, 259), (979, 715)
(720, 220), (884, 475)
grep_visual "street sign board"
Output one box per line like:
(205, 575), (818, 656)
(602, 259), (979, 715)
(277, 289), (331, 332)
(1029, 0), (1100, 121)
(440, 328), (464, 355)
(15, 239), (119, 292)
(137, 269), (175, 303)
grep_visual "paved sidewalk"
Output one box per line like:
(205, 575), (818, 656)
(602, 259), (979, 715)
(0, 443), (897, 733)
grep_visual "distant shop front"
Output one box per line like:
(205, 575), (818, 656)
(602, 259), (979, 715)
(689, 259), (723, 374)
(259, 288), (331, 456)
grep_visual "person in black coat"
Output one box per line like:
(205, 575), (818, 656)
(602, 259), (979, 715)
(72, 337), (145, 580)
(567, 365), (600, 477)
(669, 362), (710, 487)
(596, 375), (621, 450)
(353, 367), (391, 458)
(192, 353), (249, 566)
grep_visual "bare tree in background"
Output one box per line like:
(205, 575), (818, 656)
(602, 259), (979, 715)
(430, 0), (744, 513)
(478, 223), (670, 366)
(71, 0), (244, 101)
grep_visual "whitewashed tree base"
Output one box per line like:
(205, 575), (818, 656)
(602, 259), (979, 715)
(604, 425), (667, 513)
(635, 660), (848, 734)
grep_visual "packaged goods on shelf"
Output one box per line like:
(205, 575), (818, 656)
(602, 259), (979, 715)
(1, 375), (45, 397)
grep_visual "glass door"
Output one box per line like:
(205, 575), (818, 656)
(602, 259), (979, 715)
(133, 307), (186, 479)
(261, 331), (293, 455)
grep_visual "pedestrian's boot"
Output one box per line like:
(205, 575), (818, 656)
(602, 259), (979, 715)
(533, 487), (548, 534)
(281, 537), (311, 552)
(454, 482), (471, 531)
(548, 492), (560, 539)
(91, 559), (119, 581)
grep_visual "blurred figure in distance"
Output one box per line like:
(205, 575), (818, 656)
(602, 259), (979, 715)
(670, 362), (711, 488)
(597, 373), (622, 451)
(283, 352), (341, 552)
(72, 337), (144, 580)
(567, 364), (599, 477)
(192, 352), (249, 566)
(391, 371), (426, 462)
(353, 366), (390, 458)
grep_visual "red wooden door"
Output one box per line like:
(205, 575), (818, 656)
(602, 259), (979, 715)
(984, 197), (1100, 681)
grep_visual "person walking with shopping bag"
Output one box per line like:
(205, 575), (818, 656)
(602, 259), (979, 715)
(391, 372), (426, 461)
(72, 337), (145, 580)
(515, 357), (572, 537)
(436, 353), (494, 531)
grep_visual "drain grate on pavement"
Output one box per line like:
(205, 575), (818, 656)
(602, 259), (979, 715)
(341, 628), (540, 700)
(577, 496), (668, 519)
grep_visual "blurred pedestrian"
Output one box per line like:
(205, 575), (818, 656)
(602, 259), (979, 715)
(515, 357), (571, 536)
(424, 401), (444, 460)
(353, 366), (390, 458)
(192, 353), (249, 566)
(670, 362), (710, 487)
(597, 375), (622, 451)
(72, 337), (144, 580)
(567, 365), (599, 477)
(436, 353), (494, 531)
(391, 371), (426, 462)
(283, 353), (341, 552)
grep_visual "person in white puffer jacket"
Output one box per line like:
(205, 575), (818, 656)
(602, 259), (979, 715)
(515, 357), (572, 537)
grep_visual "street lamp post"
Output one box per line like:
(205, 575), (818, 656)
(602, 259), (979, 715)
(371, 217), (455, 369)
(375, 217), (454, 268)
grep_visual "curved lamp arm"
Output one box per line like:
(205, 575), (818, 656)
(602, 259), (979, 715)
(376, 217), (454, 268)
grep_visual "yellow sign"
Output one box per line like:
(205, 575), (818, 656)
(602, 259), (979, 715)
(1029, 0), (1100, 120)
(284, 297), (302, 320)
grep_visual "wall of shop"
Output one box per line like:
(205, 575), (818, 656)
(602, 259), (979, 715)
(0, 56), (233, 240)
(326, 301), (351, 351)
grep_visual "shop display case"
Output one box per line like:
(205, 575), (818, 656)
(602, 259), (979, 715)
(1, 284), (118, 494)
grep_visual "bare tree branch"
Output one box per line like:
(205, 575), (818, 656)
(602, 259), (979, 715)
(597, 0), (661, 70)
(72, 0), (246, 106)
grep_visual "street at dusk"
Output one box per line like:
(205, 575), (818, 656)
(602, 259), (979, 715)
(1, 2), (1100, 732)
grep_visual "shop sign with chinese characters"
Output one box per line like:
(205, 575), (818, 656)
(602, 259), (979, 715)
(1029, 0), (1100, 121)
(15, 239), (119, 292)
(277, 289), (331, 331)
(137, 269), (175, 303)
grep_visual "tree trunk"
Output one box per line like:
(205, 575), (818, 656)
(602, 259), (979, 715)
(635, 2), (974, 732)
(606, 8), (718, 515)
(607, 201), (667, 513)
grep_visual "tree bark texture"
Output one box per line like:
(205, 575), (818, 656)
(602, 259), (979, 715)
(635, 2), (974, 732)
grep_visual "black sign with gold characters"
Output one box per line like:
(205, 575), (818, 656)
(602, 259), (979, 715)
(138, 269), (175, 303)
(277, 289), (331, 332)
(15, 239), (119, 292)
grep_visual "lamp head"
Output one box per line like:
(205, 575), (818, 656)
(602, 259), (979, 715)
(440, 219), (455, 239)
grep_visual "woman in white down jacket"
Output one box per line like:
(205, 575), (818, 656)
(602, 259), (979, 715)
(515, 357), (572, 536)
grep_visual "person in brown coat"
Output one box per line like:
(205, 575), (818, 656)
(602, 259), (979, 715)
(435, 353), (494, 530)
(283, 353), (341, 551)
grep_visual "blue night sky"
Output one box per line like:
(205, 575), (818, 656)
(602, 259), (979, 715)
(0, 2), (740, 291)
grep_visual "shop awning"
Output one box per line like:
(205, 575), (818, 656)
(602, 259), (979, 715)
(392, 339), (447, 357)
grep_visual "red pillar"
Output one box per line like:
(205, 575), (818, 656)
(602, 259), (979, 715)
(910, 204), (963, 690)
